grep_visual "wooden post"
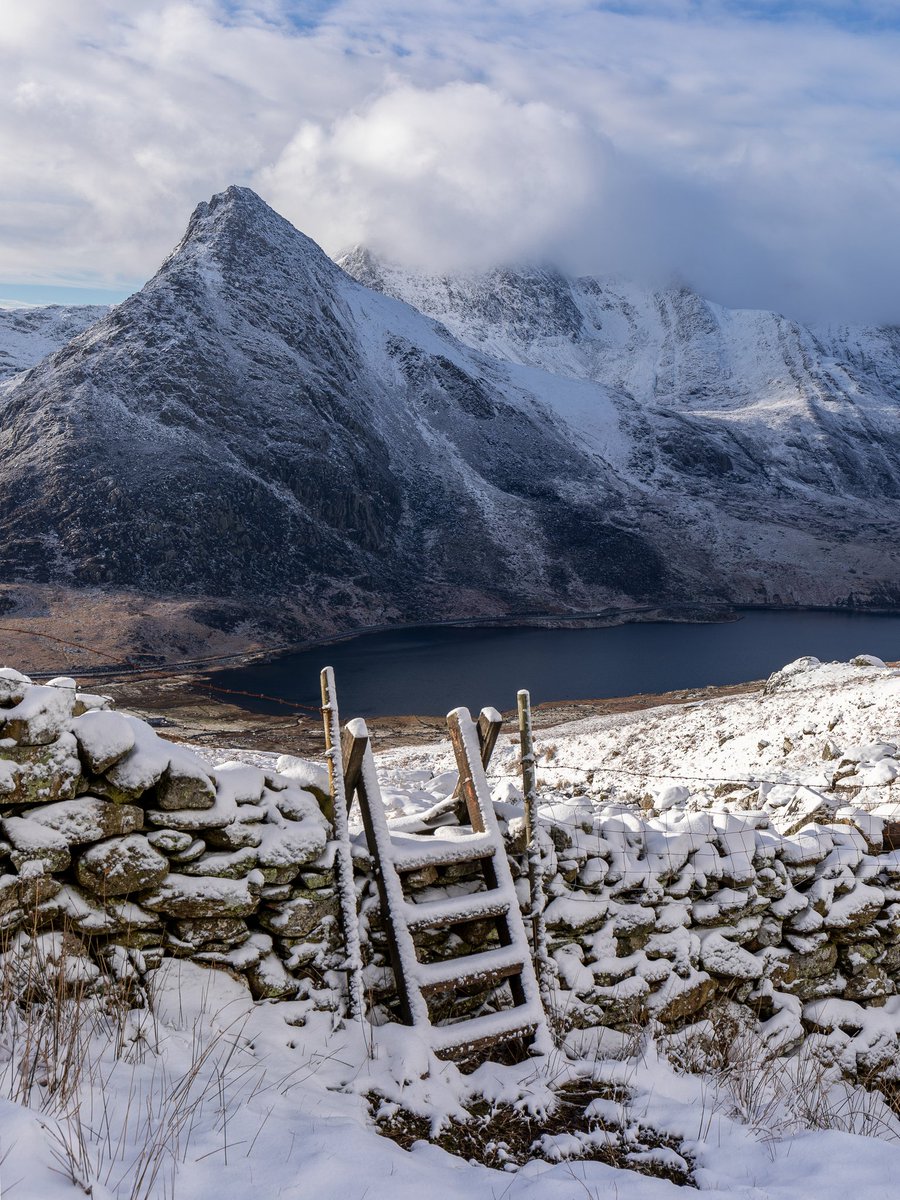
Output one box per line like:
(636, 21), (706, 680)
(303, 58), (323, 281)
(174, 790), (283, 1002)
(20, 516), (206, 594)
(517, 688), (554, 1010)
(341, 725), (367, 803)
(447, 710), (487, 832)
(447, 707), (504, 819)
(320, 667), (364, 1023)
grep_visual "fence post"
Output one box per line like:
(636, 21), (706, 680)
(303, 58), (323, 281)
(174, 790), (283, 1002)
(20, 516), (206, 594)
(517, 688), (555, 1013)
(320, 666), (364, 1024)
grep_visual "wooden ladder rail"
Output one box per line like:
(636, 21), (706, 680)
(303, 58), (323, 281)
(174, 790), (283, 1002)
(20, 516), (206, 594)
(320, 667), (364, 1023)
(420, 707), (504, 827)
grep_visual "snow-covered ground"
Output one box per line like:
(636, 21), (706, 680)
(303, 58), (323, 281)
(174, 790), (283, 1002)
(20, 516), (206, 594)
(4, 653), (900, 1199)
(213, 652), (900, 830)
(4, 954), (900, 1200)
(376, 653), (900, 825)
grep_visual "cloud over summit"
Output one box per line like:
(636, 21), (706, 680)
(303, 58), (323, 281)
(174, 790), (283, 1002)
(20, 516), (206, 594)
(260, 82), (605, 272)
(2, 1), (900, 322)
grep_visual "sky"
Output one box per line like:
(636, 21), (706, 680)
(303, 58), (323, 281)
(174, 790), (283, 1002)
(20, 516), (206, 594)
(1, 0), (899, 322)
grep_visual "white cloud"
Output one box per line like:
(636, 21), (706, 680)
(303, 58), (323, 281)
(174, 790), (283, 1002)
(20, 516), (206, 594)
(1, 1), (900, 321)
(259, 82), (607, 270)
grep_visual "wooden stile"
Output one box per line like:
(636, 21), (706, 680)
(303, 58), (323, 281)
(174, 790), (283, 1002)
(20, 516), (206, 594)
(344, 705), (549, 1059)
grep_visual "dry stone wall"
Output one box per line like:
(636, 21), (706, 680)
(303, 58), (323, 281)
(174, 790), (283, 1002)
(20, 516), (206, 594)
(3, 667), (900, 1082)
(354, 792), (900, 1081)
(530, 799), (900, 1073)
(0, 668), (340, 1001)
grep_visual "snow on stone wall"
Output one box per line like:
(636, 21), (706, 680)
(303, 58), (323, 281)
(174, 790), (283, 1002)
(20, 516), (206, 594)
(3, 664), (900, 1080)
(0, 668), (337, 1000)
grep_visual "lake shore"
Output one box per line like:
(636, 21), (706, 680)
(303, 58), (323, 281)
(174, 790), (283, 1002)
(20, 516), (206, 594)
(98, 669), (766, 757)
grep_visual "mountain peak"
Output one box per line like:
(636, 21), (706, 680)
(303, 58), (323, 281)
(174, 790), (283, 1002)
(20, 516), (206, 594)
(163, 186), (333, 287)
(335, 244), (387, 291)
(194, 185), (276, 229)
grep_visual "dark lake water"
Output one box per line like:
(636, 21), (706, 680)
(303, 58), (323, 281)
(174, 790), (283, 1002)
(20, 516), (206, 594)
(211, 610), (900, 718)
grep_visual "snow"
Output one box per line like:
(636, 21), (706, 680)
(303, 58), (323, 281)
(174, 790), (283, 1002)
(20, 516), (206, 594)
(0, 682), (74, 743)
(7, 965), (899, 1200)
(4, 653), (900, 1195)
(0, 302), (108, 381)
(71, 709), (136, 772)
(27, 796), (141, 844)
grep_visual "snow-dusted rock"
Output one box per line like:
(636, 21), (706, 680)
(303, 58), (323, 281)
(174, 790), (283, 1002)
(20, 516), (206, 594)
(138, 873), (260, 918)
(0, 684), (75, 746)
(700, 932), (763, 981)
(26, 796), (143, 844)
(1, 815), (70, 872)
(76, 834), (169, 896)
(72, 710), (135, 774)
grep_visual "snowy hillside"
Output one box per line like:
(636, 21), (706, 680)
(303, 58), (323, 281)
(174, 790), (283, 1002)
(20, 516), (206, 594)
(0, 303), (108, 381)
(7, 652), (900, 1199)
(375, 653), (900, 824)
(0, 188), (897, 649)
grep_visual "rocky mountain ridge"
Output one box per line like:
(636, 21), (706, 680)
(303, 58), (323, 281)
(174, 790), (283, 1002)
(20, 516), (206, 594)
(0, 187), (897, 655)
(0, 303), (109, 382)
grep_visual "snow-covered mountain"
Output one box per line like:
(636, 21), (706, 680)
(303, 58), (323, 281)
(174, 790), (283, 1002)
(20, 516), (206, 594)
(0, 302), (108, 381)
(0, 187), (897, 648)
(340, 250), (900, 598)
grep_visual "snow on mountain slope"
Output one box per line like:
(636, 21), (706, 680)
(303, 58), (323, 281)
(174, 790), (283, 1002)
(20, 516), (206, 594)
(0, 189), (896, 651)
(340, 254), (900, 508)
(0, 303), (108, 381)
(339, 249), (900, 616)
(0, 188), (671, 644)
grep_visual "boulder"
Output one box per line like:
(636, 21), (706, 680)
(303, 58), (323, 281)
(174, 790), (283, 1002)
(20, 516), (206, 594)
(1, 816), (71, 873)
(647, 969), (716, 1025)
(0, 684), (74, 746)
(146, 829), (195, 855)
(76, 835), (169, 896)
(0, 733), (82, 805)
(700, 932), (763, 981)
(27, 797), (143, 845)
(72, 710), (136, 775)
(154, 765), (216, 811)
(246, 951), (299, 1000)
(138, 874), (259, 918)
(0, 871), (61, 923)
(169, 917), (250, 950)
(258, 894), (338, 938)
(178, 847), (259, 879)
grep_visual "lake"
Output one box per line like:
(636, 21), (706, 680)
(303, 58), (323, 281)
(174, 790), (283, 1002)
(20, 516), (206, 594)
(210, 609), (900, 718)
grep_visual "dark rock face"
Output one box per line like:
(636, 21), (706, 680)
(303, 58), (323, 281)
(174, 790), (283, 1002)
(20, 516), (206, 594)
(1, 187), (898, 645)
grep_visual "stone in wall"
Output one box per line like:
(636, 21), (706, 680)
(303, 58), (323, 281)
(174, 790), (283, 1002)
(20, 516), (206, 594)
(0, 669), (339, 1002)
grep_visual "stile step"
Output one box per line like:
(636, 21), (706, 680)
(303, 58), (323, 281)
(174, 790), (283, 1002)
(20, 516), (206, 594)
(389, 833), (497, 873)
(403, 891), (511, 932)
(417, 944), (525, 996)
(430, 1005), (543, 1056)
